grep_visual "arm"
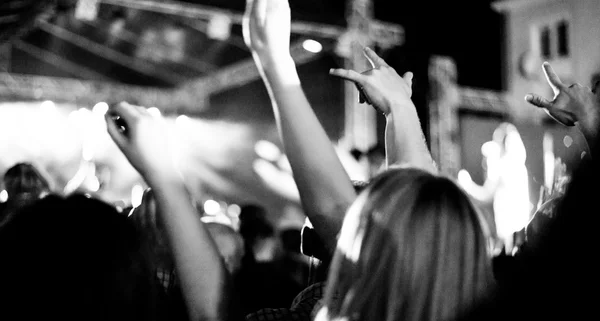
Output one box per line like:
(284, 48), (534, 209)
(243, 0), (356, 251)
(105, 103), (231, 321)
(329, 48), (437, 173)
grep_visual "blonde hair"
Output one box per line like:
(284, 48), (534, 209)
(319, 167), (494, 321)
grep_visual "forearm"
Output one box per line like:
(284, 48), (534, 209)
(385, 102), (437, 173)
(255, 54), (356, 250)
(147, 175), (230, 321)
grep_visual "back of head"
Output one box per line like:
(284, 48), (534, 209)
(3, 162), (50, 197)
(128, 188), (174, 273)
(2, 162), (51, 207)
(0, 194), (166, 321)
(205, 222), (245, 274)
(320, 167), (494, 321)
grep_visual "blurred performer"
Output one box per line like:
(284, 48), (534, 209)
(459, 123), (531, 253)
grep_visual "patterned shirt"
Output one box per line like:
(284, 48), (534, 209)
(245, 282), (327, 321)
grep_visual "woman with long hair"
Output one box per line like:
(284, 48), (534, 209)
(315, 167), (494, 321)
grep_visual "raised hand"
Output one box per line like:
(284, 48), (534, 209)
(329, 47), (413, 115)
(105, 102), (180, 181)
(525, 62), (600, 141)
(243, 0), (291, 62)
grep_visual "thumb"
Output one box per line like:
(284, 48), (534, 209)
(525, 93), (552, 109)
(403, 72), (413, 88)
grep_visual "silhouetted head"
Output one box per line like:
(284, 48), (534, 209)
(128, 188), (173, 273)
(3, 162), (51, 202)
(0, 194), (166, 321)
(317, 167), (494, 321)
(205, 222), (245, 274)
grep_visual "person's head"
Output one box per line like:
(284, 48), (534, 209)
(0, 162), (52, 228)
(317, 167), (494, 321)
(0, 194), (166, 321)
(128, 187), (173, 274)
(205, 222), (245, 274)
(238, 204), (276, 261)
(2, 162), (51, 203)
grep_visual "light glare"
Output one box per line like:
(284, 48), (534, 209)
(302, 39), (322, 53)
(92, 102), (109, 115)
(204, 199), (221, 215)
(148, 107), (161, 117)
(254, 140), (281, 161)
(131, 184), (145, 208)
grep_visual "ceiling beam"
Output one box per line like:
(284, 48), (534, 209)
(0, 72), (204, 113)
(38, 20), (187, 85)
(13, 40), (112, 81)
(79, 18), (217, 73)
(183, 40), (321, 96)
(101, 0), (347, 39)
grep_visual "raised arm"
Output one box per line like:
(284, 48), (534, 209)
(243, 0), (356, 251)
(329, 48), (437, 173)
(105, 103), (231, 321)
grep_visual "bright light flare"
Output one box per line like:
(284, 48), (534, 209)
(227, 204), (241, 217)
(40, 100), (56, 111)
(147, 107), (161, 117)
(254, 140), (281, 162)
(302, 39), (322, 53)
(131, 184), (145, 208)
(204, 199), (221, 215)
(176, 115), (191, 127)
(92, 102), (109, 116)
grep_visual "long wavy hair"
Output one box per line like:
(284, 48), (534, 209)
(317, 167), (495, 321)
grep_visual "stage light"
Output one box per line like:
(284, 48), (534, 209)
(227, 204), (241, 217)
(40, 100), (55, 111)
(176, 115), (190, 127)
(254, 140), (281, 162)
(563, 135), (573, 148)
(89, 176), (100, 192)
(0, 190), (7, 203)
(92, 102), (109, 115)
(148, 107), (161, 117)
(543, 132), (554, 190)
(457, 169), (472, 187)
(131, 184), (145, 208)
(302, 39), (322, 53)
(207, 13), (231, 41)
(204, 199), (221, 215)
(68, 110), (80, 123)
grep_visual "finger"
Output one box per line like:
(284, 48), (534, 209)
(353, 82), (365, 103)
(105, 113), (128, 149)
(244, 0), (254, 15)
(525, 93), (553, 109)
(363, 47), (389, 68)
(329, 68), (366, 84)
(255, 0), (267, 22)
(110, 101), (140, 124)
(543, 109), (576, 127)
(403, 71), (414, 88)
(542, 62), (564, 94)
(267, 0), (289, 14)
